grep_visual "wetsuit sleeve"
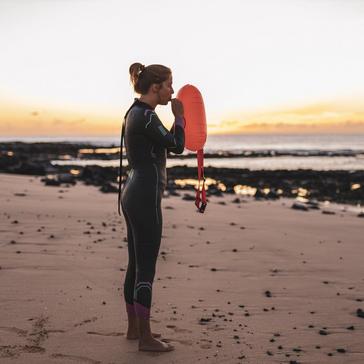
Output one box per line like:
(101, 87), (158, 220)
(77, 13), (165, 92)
(143, 110), (185, 154)
(167, 117), (186, 154)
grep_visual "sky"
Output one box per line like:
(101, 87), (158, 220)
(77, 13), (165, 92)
(0, 0), (364, 136)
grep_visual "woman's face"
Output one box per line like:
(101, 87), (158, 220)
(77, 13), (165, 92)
(157, 73), (174, 105)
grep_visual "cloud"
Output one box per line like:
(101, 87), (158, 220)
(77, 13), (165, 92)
(215, 100), (364, 133)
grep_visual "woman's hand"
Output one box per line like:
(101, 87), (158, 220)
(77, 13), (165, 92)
(171, 98), (184, 118)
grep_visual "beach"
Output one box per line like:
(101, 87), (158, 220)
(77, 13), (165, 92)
(2, 0), (364, 361)
(1, 173), (363, 364)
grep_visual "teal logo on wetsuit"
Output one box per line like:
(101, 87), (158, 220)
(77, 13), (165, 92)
(158, 125), (167, 136)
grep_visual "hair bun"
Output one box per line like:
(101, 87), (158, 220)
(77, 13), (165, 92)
(129, 62), (145, 87)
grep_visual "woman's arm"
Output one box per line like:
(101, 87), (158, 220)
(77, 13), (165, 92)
(143, 110), (185, 154)
(167, 116), (186, 154)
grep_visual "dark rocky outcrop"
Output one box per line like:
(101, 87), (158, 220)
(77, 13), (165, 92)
(1, 142), (363, 205)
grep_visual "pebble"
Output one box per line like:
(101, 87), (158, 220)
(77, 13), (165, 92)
(356, 308), (364, 318)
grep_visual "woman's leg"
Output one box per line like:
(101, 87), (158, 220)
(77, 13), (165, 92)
(132, 194), (173, 351)
(122, 207), (162, 340)
(121, 205), (139, 337)
(132, 204), (162, 327)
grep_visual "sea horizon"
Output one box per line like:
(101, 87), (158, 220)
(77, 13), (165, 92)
(1, 132), (364, 152)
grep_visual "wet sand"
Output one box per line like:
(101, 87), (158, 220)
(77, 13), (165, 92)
(0, 173), (363, 364)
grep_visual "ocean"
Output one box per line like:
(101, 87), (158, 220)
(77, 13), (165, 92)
(2, 134), (364, 170)
(2, 133), (364, 151)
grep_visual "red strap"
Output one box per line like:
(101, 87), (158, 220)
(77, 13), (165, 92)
(195, 149), (207, 213)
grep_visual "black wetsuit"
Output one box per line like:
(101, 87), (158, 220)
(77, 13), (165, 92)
(120, 99), (185, 319)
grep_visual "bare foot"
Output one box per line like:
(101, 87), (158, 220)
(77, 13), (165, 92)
(139, 337), (174, 352)
(126, 331), (161, 340)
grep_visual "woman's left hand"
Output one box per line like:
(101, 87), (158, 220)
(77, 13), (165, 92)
(171, 98), (184, 118)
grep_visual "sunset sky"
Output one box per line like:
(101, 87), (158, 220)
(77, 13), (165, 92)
(1, 0), (364, 136)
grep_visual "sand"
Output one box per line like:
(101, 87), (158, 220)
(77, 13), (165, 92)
(0, 173), (363, 364)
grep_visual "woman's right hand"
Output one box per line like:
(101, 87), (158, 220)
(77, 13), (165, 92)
(171, 98), (184, 118)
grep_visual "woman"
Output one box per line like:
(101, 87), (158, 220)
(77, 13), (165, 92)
(119, 63), (185, 352)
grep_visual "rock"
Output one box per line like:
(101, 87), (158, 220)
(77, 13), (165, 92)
(57, 173), (75, 183)
(266, 189), (280, 200)
(291, 202), (309, 211)
(254, 189), (266, 200)
(43, 177), (61, 186)
(207, 186), (223, 197)
(99, 183), (118, 193)
(356, 308), (364, 318)
(306, 199), (320, 209)
(168, 189), (180, 196)
(182, 193), (195, 201)
(322, 210), (336, 215)
(199, 317), (211, 324)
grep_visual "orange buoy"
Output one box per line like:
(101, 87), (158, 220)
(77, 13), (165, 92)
(177, 84), (207, 213)
(177, 85), (207, 151)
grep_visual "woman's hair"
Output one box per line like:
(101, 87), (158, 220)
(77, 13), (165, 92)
(129, 63), (171, 94)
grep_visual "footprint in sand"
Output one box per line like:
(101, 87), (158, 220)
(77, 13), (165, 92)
(47, 329), (66, 334)
(0, 344), (45, 359)
(86, 331), (124, 337)
(51, 353), (101, 364)
(0, 317), (49, 359)
(27, 316), (49, 347)
(166, 325), (193, 334)
(171, 338), (193, 346)
(73, 317), (98, 327)
(200, 343), (212, 349)
(199, 339), (212, 349)
(0, 326), (28, 337)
